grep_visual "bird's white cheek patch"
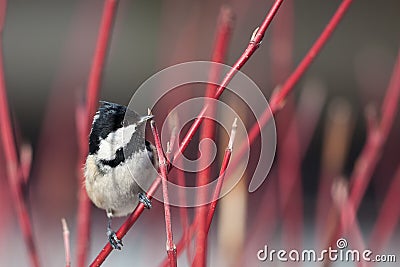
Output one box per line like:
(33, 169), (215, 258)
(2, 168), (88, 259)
(97, 124), (137, 160)
(92, 111), (100, 124)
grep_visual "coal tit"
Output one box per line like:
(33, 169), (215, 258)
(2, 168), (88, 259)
(84, 101), (158, 249)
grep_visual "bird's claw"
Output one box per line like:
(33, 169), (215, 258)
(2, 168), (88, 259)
(107, 229), (123, 250)
(138, 192), (152, 209)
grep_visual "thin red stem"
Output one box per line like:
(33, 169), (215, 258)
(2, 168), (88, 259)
(193, 7), (233, 266)
(269, 0), (352, 109)
(350, 50), (400, 208)
(76, 1), (119, 267)
(160, 221), (198, 267)
(160, 223), (196, 267)
(205, 149), (231, 232)
(85, 0), (119, 122)
(61, 219), (71, 267)
(350, 50), (400, 209)
(205, 119), (236, 234)
(177, 169), (191, 263)
(167, 116), (191, 263)
(355, 49), (400, 224)
(161, 120), (237, 267)
(151, 119), (177, 267)
(0, 1), (40, 266)
(173, 0), (284, 165)
(326, 49), (400, 248)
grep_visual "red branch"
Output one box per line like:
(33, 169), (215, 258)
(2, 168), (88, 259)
(0, 1), (40, 266)
(173, 0), (284, 165)
(85, 0), (119, 121)
(327, 49), (400, 247)
(76, 1), (119, 267)
(61, 219), (71, 267)
(269, 0), (353, 110)
(206, 119), (237, 233)
(349, 49), (400, 209)
(176, 164), (191, 262)
(160, 119), (237, 267)
(193, 6), (233, 266)
(348, 52), (400, 211)
(150, 118), (177, 267)
(160, 224), (197, 267)
(90, 2), (283, 266)
(167, 112), (191, 262)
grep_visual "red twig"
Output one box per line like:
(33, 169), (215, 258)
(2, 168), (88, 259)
(160, 223), (197, 267)
(326, 49), (400, 249)
(269, 0), (352, 110)
(208, 6), (234, 67)
(193, 7), (233, 266)
(0, 1), (40, 266)
(90, 2), (283, 266)
(166, 112), (191, 262)
(270, 0), (293, 83)
(176, 166), (191, 262)
(160, 120), (237, 267)
(150, 116), (177, 267)
(76, 1), (119, 267)
(173, 0), (284, 165)
(348, 50), (400, 216)
(206, 118), (237, 233)
(61, 219), (71, 267)
(85, 0), (119, 121)
(167, 111), (192, 263)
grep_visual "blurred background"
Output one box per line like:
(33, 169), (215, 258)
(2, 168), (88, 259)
(0, 0), (399, 266)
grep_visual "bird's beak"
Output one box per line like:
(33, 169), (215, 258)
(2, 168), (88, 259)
(138, 114), (154, 124)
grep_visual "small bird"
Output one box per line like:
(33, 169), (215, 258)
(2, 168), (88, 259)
(84, 101), (158, 249)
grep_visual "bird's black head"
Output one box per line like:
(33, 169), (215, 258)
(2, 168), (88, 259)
(88, 101), (142, 155)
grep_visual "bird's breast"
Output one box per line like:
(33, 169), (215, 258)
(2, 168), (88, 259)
(84, 151), (157, 217)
